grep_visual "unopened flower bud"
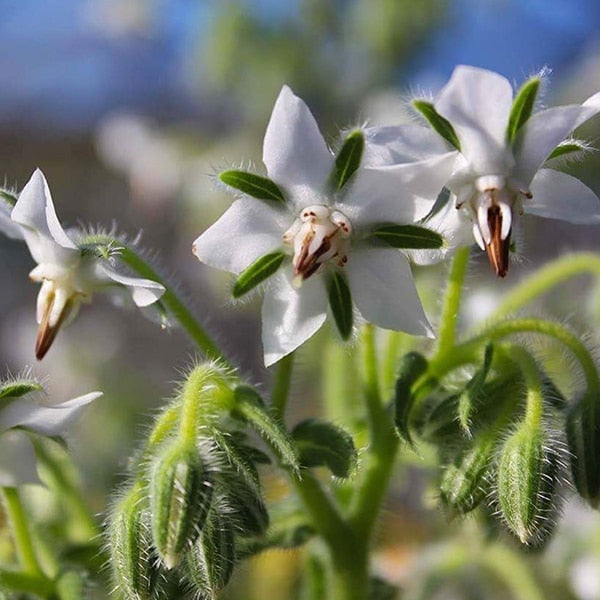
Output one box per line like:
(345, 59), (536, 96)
(149, 441), (213, 569)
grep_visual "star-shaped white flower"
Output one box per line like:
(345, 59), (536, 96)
(194, 86), (457, 366)
(0, 379), (102, 486)
(11, 169), (166, 359)
(420, 65), (600, 276)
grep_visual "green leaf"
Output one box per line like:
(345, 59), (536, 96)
(412, 100), (461, 150)
(547, 139), (589, 161)
(326, 271), (353, 340)
(372, 224), (443, 249)
(394, 352), (429, 446)
(219, 170), (285, 204)
(0, 379), (43, 401)
(507, 76), (540, 142)
(232, 252), (286, 298)
(292, 419), (357, 478)
(233, 385), (300, 473)
(332, 130), (364, 190)
(457, 344), (494, 434)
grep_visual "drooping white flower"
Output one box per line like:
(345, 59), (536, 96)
(193, 86), (457, 366)
(415, 65), (600, 276)
(0, 378), (102, 485)
(11, 169), (166, 359)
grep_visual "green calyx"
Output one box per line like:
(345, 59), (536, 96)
(219, 170), (286, 204)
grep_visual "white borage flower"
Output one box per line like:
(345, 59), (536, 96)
(413, 65), (600, 277)
(0, 376), (101, 486)
(193, 85), (457, 366)
(11, 169), (166, 359)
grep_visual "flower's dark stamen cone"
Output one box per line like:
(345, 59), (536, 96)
(486, 205), (510, 278)
(35, 297), (72, 360)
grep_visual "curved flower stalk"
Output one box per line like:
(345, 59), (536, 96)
(194, 86), (457, 366)
(10, 169), (166, 359)
(413, 65), (600, 276)
(0, 376), (102, 485)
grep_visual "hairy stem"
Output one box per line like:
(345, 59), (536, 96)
(270, 352), (294, 420)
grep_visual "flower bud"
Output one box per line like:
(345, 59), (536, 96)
(496, 423), (561, 545)
(440, 435), (495, 514)
(149, 441), (213, 569)
(566, 393), (600, 507)
(108, 484), (158, 600)
(185, 509), (235, 598)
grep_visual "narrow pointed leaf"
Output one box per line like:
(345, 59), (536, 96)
(232, 251), (286, 298)
(219, 170), (285, 204)
(326, 271), (353, 340)
(372, 224), (443, 249)
(412, 100), (461, 150)
(332, 130), (364, 190)
(0, 380), (43, 401)
(394, 352), (428, 446)
(458, 344), (494, 433)
(291, 419), (357, 478)
(507, 77), (540, 142)
(547, 139), (589, 161)
(233, 385), (299, 473)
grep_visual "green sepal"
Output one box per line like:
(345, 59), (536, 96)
(332, 130), (364, 190)
(107, 483), (159, 600)
(233, 385), (300, 473)
(394, 352), (429, 447)
(326, 271), (353, 340)
(185, 509), (235, 597)
(0, 379), (43, 401)
(412, 100), (461, 150)
(507, 76), (541, 142)
(0, 189), (18, 207)
(371, 224), (444, 249)
(291, 418), (357, 478)
(496, 423), (559, 545)
(219, 170), (286, 204)
(149, 441), (213, 568)
(457, 344), (494, 434)
(218, 473), (269, 537)
(419, 187), (451, 224)
(567, 392), (600, 507)
(232, 252), (286, 298)
(547, 139), (589, 161)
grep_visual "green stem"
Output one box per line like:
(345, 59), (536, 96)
(381, 331), (406, 394)
(0, 569), (55, 597)
(1, 487), (42, 576)
(506, 345), (544, 427)
(432, 318), (600, 395)
(488, 252), (600, 323)
(361, 324), (382, 428)
(270, 352), (294, 420)
(436, 247), (470, 356)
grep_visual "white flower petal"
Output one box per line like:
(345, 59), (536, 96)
(513, 104), (600, 186)
(12, 169), (77, 249)
(339, 152), (457, 228)
(262, 86), (334, 196)
(0, 431), (40, 486)
(362, 124), (452, 166)
(346, 247), (433, 336)
(99, 265), (166, 307)
(525, 169), (600, 224)
(0, 391), (102, 436)
(261, 270), (327, 367)
(435, 66), (514, 173)
(193, 198), (288, 274)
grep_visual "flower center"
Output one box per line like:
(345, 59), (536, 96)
(282, 204), (352, 287)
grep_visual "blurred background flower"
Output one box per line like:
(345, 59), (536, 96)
(1, 1), (600, 598)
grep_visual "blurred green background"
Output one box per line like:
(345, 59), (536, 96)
(1, 1), (600, 598)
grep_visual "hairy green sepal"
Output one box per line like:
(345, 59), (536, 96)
(327, 271), (353, 340)
(547, 139), (589, 161)
(232, 252), (286, 298)
(0, 379), (43, 401)
(507, 76), (540, 142)
(412, 100), (461, 150)
(332, 130), (364, 190)
(219, 170), (285, 204)
(372, 224), (443, 249)
(292, 418), (357, 478)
